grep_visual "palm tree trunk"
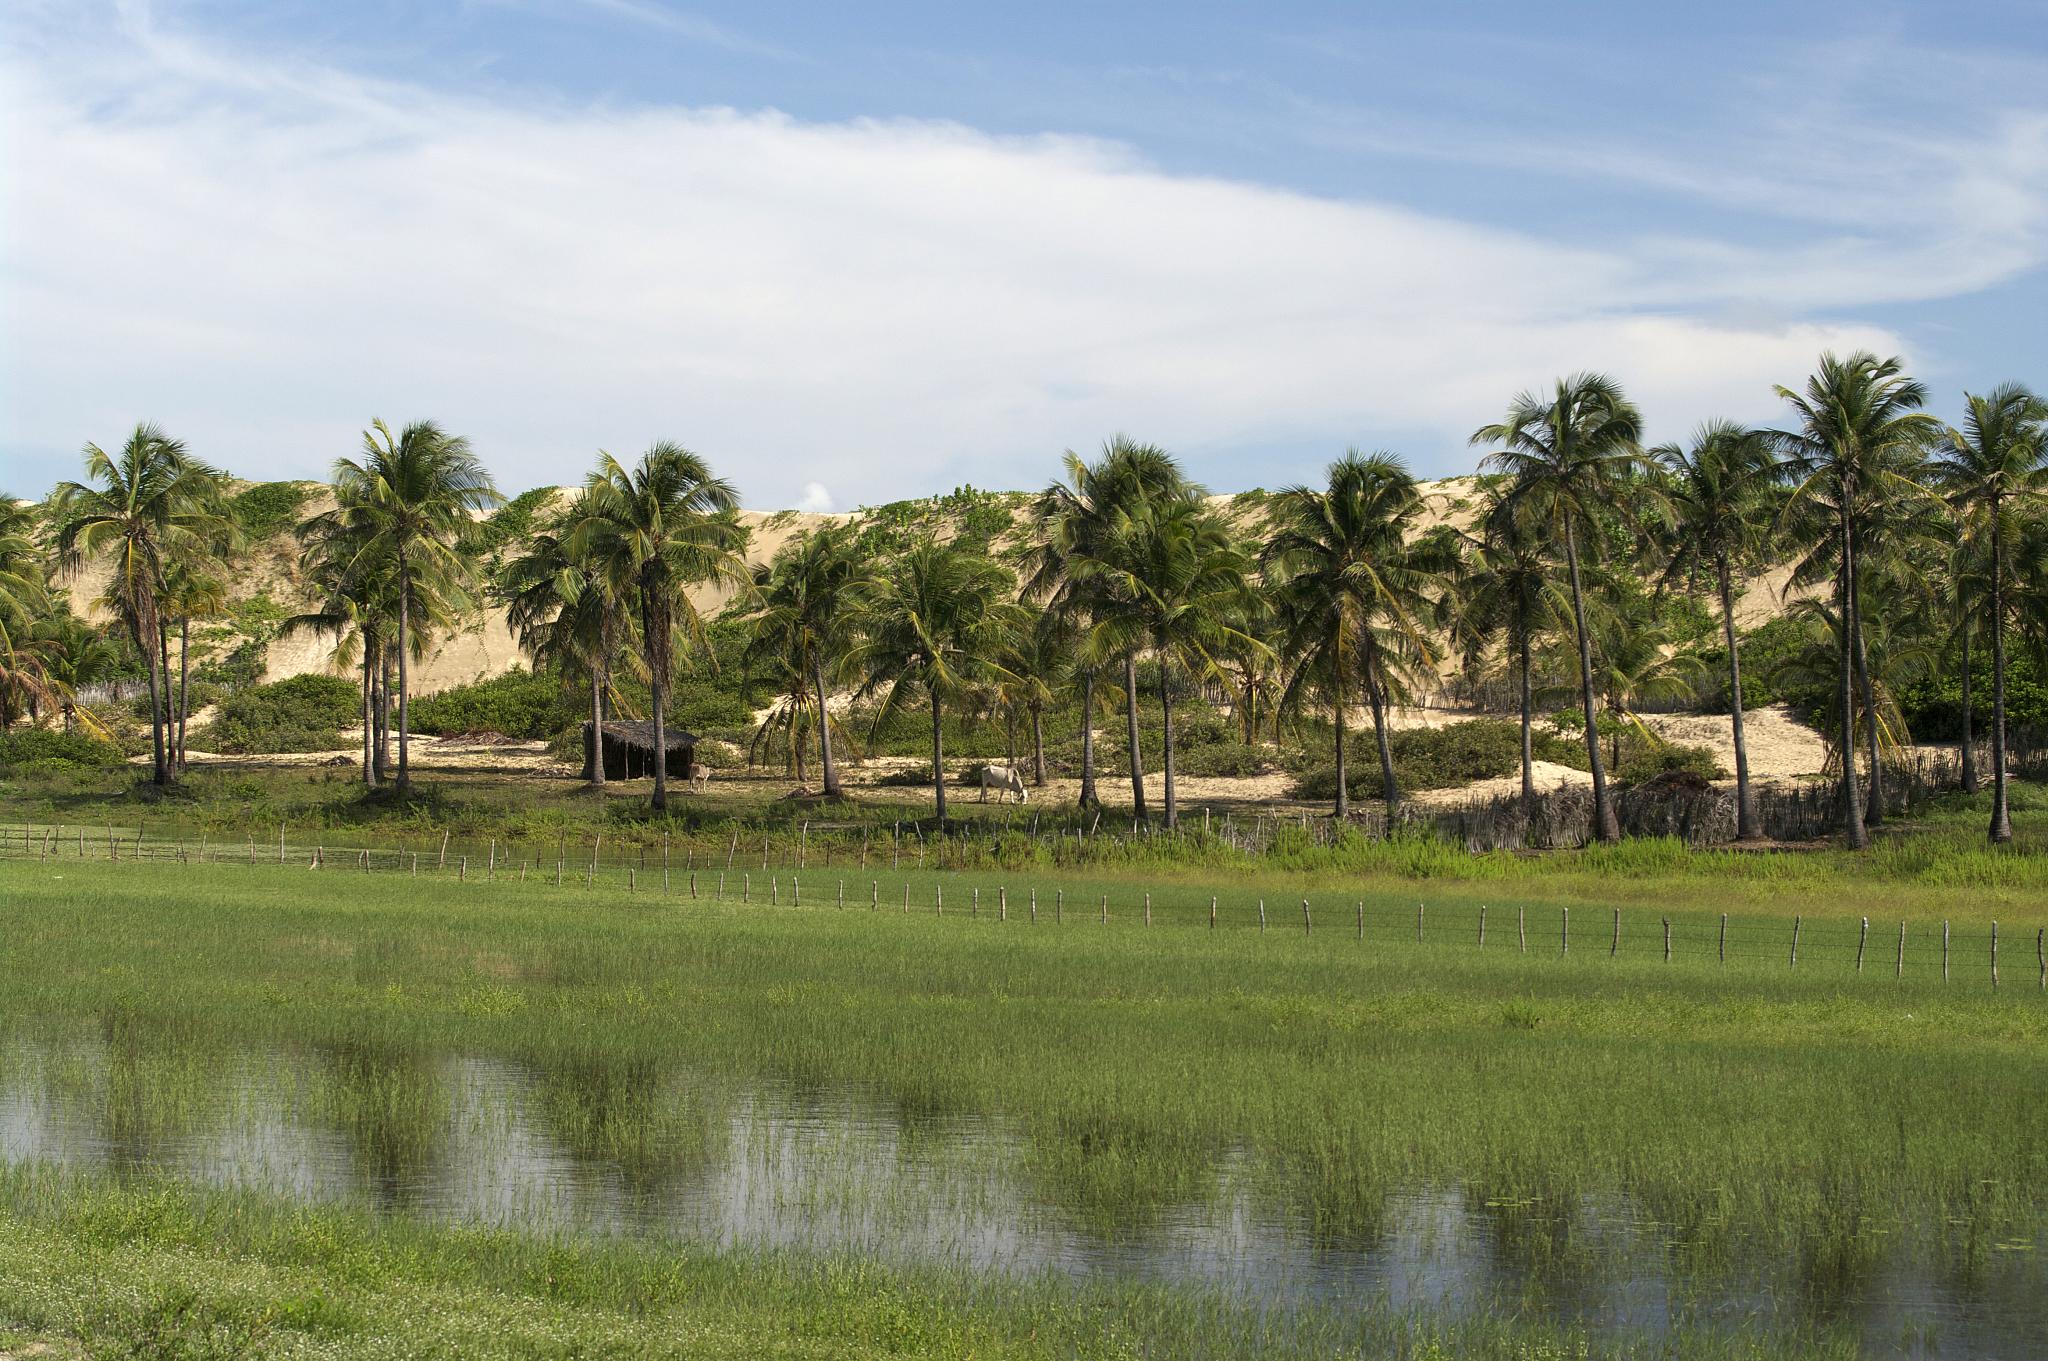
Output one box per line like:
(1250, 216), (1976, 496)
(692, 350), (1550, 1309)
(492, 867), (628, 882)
(1365, 640), (1397, 818)
(158, 621), (175, 783)
(1563, 520), (1618, 841)
(1005, 708), (1018, 773)
(176, 618), (191, 772)
(931, 691), (947, 822)
(1836, 505), (1870, 848)
(143, 618), (168, 787)
(1030, 704), (1046, 785)
(1717, 559), (1757, 839)
(1157, 655), (1177, 829)
(361, 646), (376, 787)
(1077, 671), (1099, 808)
(1518, 627), (1535, 818)
(650, 661), (669, 812)
(1959, 620), (1977, 794)
(1852, 573), (1884, 826)
(1331, 649), (1350, 821)
(376, 650), (392, 781)
(1123, 653), (1147, 820)
(814, 654), (840, 796)
(1990, 504), (2012, 843)
(396, 561), (413, 793)
(588, 667), (606, 787)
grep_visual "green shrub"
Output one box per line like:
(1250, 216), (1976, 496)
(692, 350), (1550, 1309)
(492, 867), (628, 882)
(199, 674), (359, 754)
(1289, 718), (1585, 800)
(1173, 740), (1271, 777)
(1615, 738), (1723, 784)
(0, 728), (127, 774)
(409, 670), (568, 739)
(227, 482), (314, 541)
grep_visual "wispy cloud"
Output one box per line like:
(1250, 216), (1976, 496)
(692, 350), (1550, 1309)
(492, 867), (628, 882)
(0, 6), (1970, 507)
(477, 0), (803, 61)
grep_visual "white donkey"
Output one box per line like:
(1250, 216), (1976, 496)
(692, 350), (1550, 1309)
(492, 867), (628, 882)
(977, 764), (1028, 803)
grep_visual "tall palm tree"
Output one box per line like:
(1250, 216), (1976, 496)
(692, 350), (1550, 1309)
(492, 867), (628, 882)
(1773, 353), (1940, 848)
(1452, 497), (1568, 816)
(1471, 375), (1651, 841)
(50, 424), (228, 786)
(1264, 452), (1442, 819)
(159, 555), (231, 773)
(1653, 421), (1781, 838)
(576, 443), (749, 811)
(737, 523), (868, 797)
(1023, 437), (1195, 817)
(329, 420), (497, 794)
(853, 537), (1020, 820)
(1931, 383), (2048, 843)
(1084, 497), (1258, 828)
(500, 497), (641, 789)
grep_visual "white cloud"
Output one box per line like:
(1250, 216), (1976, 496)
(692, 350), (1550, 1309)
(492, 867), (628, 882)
(0, 8), (1956, 506)
(796, 481), (832, 513)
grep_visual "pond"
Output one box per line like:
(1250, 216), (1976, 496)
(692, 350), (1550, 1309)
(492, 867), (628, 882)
(0, 1028), (2040, 1358)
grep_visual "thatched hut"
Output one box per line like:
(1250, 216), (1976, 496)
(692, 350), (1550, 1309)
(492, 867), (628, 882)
(582, 720), (697, 780)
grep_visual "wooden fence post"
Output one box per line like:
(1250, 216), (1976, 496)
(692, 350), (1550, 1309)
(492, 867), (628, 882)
(1210, 896), (1217, 930)
(1258, 899), (1266, 932)
(1896, 920), (1904, 978)
(1145, 893), (1152, 927)
(1942, 920), (1950, 982)
(1662, 917), (1671, 963)
(1560, 906), (1568, 956)
(1790, 915), (1801, 968)
(1611, 908), (1620, 958)
(1416, 902), (1424, 944)
(999, 886), (1007, 922)
(1856, 917), (1868, 972)
(1301, 899), (1311, 935)
(1719, 913), (1727, 964)
(1518, 905), (1526, 952)
(1098, 894), (1106, 925)
(1991, 920), (1999, 988)
(1056, 889), (1063, 924)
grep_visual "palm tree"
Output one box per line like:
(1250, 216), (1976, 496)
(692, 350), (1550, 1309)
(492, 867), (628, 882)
(1773, 353), (1940, 848)
(1452, 498), (1568, 816)
(1653, 421), (1781, 838)
(737, 523), (868, 797)
(1023, 438), (1195, 817)
(576, 443), (750, 811)
(50, 424), (228, 786)
(1084, 497), (1257, 828)
(159, 556), (230, 772)
(1931, 384), (2048, 843)
(1471, 375), (1651, 841)
(852, 537), (1020, 821)
(500, 497), (640, 789)
(328, 421), (497, 792)
(1264, 452), (1442, 819)
(0, 499), (57, 727)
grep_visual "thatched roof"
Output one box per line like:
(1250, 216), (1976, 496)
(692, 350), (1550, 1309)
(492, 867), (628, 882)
(584, 720), (699, 752)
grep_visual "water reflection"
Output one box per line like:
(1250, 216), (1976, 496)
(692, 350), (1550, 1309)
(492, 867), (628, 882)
(0, 1029), (2041, 1359)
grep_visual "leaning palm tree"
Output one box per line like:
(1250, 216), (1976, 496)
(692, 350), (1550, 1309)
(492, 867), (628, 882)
(1471, 375), (1652, 841)
(576, 443), (750, 811)
(1263, 452), (1442, 819)
(1653, 421), (1782, 838)
(500, 498), (641, 789)
(1772, 353), (1940, 848)
(1452, 497), (1569, 816)
(1930, 383), (2048, 843)
(1023, 437), (1195, 816)
(328, 420), (496, 793)
(736, 523), (868, 797)
(1083, 497), (1258, 828)
(50, 424), (228, 786)
(852, 538), (1021, 821)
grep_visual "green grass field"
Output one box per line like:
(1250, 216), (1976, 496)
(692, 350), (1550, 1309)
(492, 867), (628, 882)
(0, 842), (2044, 1357)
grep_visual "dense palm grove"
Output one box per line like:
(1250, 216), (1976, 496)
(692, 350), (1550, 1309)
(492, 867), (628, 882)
(4, 349), (2046, 846)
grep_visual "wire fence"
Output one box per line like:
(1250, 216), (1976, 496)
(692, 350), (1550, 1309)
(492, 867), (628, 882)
(5, 816), (2040, 991)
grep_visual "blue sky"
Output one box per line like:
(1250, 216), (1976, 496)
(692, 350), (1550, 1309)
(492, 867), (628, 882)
(5, 0), (2047, 507)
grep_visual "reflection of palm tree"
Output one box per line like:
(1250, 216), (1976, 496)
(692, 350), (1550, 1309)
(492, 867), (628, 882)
(1473, 376), (1653, 841)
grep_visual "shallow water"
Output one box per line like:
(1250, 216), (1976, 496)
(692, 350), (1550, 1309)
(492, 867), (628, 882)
(0, 1030), (2040, 1358)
